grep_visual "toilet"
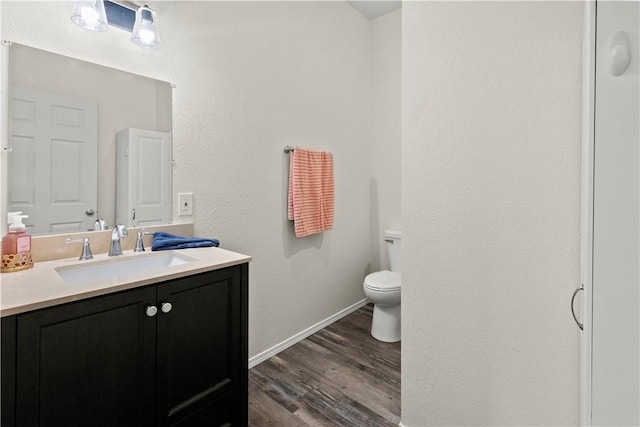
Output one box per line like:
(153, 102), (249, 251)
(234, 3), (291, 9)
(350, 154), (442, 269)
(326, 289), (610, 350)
(363, 230), (401, 343)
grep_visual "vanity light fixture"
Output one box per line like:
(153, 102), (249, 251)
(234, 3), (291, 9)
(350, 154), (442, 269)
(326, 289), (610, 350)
(71, 0), (161, 49)
(71, 0), (109, 32)
(131, 5), (161, 49)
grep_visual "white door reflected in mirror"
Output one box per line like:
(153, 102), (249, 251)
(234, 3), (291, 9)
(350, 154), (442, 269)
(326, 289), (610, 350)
(9, 87), (98, 235)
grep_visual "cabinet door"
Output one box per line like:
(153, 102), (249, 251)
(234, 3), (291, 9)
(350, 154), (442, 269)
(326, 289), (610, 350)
(156, 266), (246, 426)
(116, 128), (171, 228)
(15, 286), (157, 427)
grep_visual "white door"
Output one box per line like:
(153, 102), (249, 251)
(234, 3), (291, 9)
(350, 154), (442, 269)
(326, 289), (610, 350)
(591, 1), (639, 425)
(9, 87), (98, 235)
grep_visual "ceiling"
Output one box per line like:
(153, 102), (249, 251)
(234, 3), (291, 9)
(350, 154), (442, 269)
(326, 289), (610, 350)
(347, 1), (402, 19)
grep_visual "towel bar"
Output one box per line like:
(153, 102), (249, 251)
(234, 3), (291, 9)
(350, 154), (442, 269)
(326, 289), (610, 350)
(284, 145), (295, 153)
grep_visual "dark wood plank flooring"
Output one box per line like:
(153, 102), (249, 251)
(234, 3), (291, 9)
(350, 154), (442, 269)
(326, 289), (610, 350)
(248, 304), (401, 426)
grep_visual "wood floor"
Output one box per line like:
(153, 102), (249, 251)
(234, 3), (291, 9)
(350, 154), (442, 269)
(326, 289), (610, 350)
(248, 304), (401, 426)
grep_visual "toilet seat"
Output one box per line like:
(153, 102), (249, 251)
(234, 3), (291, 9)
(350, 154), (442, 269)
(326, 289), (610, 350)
(364, 270), (401, 292)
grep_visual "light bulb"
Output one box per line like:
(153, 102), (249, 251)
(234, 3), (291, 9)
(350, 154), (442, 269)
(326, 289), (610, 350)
(71, 0), (108, 32)
(80, 6), (99, 25)
(131, 5), (161, 49)
(138, 28), (156, 45)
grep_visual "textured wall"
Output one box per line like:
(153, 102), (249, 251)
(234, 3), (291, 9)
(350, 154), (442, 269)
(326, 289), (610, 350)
(1, 1), (374, 358)
(370, 9), (401, 271)
(401, 2), (583, 425)
(172, 2), (374, 357)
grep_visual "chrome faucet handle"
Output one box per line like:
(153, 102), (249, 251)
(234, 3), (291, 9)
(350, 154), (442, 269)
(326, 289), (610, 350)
(133, 231), (154, 252)
(66, 237), (94, 261)
(109, 224), (129, 256)
(93, 218), (107, 231)
(115, 224), (128, 238)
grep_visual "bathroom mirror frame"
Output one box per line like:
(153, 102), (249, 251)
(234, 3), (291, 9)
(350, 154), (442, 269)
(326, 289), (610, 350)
(1, 41), (174, 236)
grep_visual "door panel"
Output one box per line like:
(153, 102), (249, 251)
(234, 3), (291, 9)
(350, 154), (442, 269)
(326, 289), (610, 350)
(591, 1), (640, 425)
(9, 87), (98, 234)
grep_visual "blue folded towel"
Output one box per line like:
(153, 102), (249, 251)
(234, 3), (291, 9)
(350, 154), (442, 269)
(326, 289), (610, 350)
(151, 232), (220, 251)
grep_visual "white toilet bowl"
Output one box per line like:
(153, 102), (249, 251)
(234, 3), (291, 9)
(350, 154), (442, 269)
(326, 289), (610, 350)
(363, 270), (401, 343)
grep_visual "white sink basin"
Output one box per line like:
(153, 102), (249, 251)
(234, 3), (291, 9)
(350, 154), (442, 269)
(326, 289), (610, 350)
(55, 251), (197, 286)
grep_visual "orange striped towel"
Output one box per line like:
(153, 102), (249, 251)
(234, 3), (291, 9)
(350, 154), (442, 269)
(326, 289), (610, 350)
(287, 147), (334, 238)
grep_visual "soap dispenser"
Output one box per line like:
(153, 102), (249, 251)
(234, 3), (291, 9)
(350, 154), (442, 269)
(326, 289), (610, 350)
(1, 214), (33, 273)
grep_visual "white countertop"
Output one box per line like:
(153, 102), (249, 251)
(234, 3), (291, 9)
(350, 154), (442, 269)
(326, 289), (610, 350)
(0, 247), (251, 317)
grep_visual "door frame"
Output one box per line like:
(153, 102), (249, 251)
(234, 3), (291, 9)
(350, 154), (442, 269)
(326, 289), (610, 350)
(580, 1), (595, 426)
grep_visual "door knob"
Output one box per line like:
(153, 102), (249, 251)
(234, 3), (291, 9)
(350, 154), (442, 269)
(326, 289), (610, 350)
(608, 31), (631, 77)
(145, 305), (158, 317)
(161, 302), (172, 313)
(85, 208), (95, 216)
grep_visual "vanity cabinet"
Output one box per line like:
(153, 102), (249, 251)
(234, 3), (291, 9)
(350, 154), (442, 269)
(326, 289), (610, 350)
(1, 263), (248, 427)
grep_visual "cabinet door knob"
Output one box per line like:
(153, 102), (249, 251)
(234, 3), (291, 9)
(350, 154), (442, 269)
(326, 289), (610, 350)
(145, 305), (158, 317)
(161, 302), (173, 313)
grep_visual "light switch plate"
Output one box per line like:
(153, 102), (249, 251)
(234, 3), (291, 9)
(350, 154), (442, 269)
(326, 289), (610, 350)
(178, 193), (193, 216)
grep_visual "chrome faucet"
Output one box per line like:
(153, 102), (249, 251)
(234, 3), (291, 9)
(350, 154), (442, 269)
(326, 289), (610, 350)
(133, 231), (154, 252)
(109, 224), (128, 256)
(66, 237), (94, 260)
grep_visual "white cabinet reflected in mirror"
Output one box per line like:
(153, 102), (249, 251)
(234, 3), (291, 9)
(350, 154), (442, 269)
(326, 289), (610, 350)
(4, 42), (172, 236)
(116, 128), (171, 228)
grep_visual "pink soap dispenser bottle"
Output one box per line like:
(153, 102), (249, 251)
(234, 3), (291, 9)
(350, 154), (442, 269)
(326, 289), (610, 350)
(1, 213), (33, 273)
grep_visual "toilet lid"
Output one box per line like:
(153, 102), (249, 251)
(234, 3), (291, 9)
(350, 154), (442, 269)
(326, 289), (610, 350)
(364, 270), (401, 292)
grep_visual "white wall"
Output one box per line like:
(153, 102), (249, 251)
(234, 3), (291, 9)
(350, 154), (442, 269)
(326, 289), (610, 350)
(401, 2), (583, 425)
(173, 1), (374, 357)
(1, 1), (373, 358)
(370, 9), (401, 271)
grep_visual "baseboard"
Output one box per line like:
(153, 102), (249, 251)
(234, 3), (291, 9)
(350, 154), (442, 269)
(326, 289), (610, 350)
(248, 298), (369, 369)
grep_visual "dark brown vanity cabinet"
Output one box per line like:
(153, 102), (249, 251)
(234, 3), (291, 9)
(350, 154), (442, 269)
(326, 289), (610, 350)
(1, 263), (248, 427)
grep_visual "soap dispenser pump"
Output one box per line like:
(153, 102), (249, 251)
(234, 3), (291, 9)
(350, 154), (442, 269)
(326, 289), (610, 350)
(1, 214), (33, 273)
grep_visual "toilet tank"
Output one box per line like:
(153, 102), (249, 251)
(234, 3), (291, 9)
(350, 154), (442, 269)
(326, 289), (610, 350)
(384, 230), (401, 272)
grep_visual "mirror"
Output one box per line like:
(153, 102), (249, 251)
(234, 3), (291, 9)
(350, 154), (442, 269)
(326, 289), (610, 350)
(4, 43), (172, 236)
